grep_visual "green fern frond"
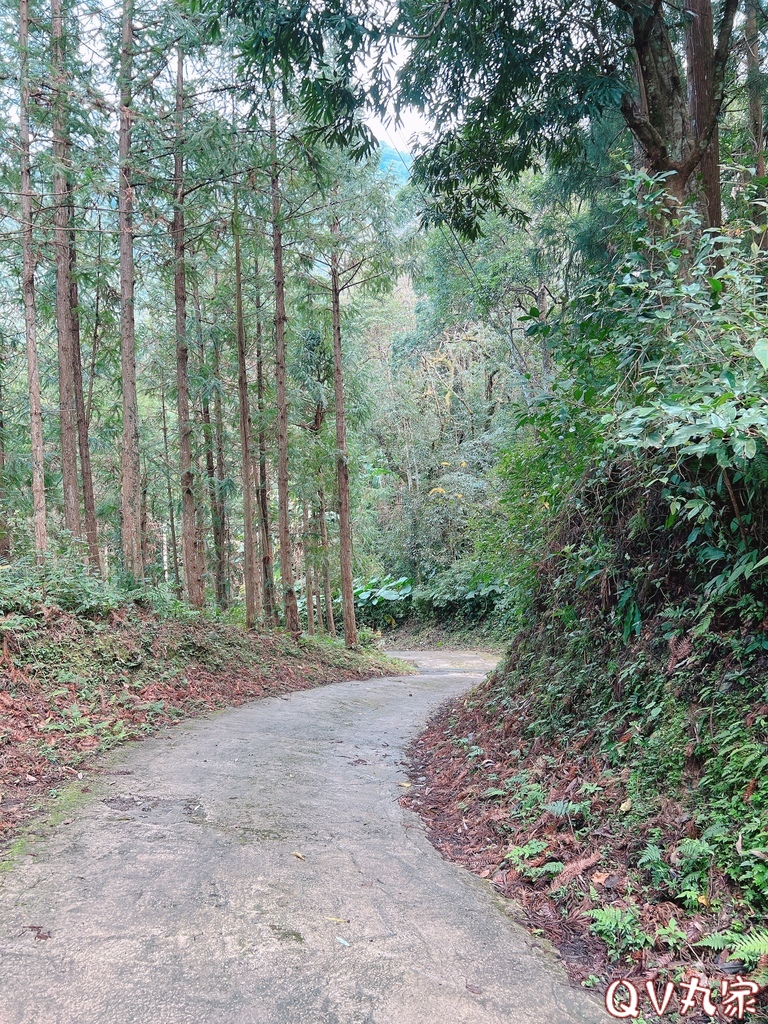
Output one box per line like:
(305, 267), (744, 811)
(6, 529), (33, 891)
(729, 929), (768, 959)
(697, 931), (734, 951)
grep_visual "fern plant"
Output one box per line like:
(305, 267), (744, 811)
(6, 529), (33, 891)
(698, 928), (768, 984)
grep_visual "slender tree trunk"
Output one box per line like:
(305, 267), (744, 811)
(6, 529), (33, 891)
(160, 377), (181, 597)
(173, 47), (204, 607)
(0, 358), (9, 561)
(86, 211), (102, 431)
(212, 335), (229, 604)
(20, 0), (47, 560)
(68, 191), (100, 571)
(313, 563), (325, 633)
(330, 223), (358, 648)
(118, 0), (143, 579)
(686, 0), (722, 227)
(746, 3), (765, 179)
(255, 258), (277, 624)
(302, 503), (314, 634)
(318, 489), (336, 637)
(140, 461), (149, 568)
(52, 0), (81, 541)
(192, 275), (226, 607)
(270, 103), (299, 633)
(233, 196), (260, 627)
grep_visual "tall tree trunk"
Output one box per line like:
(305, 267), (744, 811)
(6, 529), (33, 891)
(212, 335), (229, 604)
(746, 2), (765, 178)
(118, 0), (143, 579)
(52, 0), (81, 541)
(686, 0), (722, 227)
(173, 47), (205, 608)
(0, 357), (9, 560)
(192, 275), (226, 608)
(68, 191), (100, 570)
(161, 377), (181, 597)
(313, 563), (325, 633)
(270, 103), (299, 633)
(318, 489), (336, 637)
(330, 223), (358, 648)
(20, 0), (47, 560)
(233, 196), (261, 627)
(302, 503), (314, 634)
(255, 258), (277, 624)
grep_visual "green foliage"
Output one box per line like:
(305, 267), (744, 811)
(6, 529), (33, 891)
(698, 928), (768, 983)
(585, 906), (652, 962)
(503, 839), (564, 881)
(0, 558), (194, 621)
(354, 575), (413, 628)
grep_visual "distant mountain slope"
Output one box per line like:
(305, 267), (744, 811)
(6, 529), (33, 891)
(377, 142), (411, 186)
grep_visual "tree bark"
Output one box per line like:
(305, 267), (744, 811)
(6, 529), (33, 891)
(68, 190), (100, 570)
(212, 333), (229, 603)
(330, 220), (358, 648)
(255, 259), (278, 624)
(746, 2), (765, 179)
(173, 47), (205, 608)
(318, 489), (336, 637)
(192, 274), (226, 608)
(270, 103), (299, 633)
(118, 0), (143, 580)
(0, 357), (9, 560)
(20, 0), (47, 561)
(313, 563), (325, 633)
(686, 0), (722, 227)
(160, 376), (181, 597)
(51, 0), (81, 541)
(302, 503), (315, 634)
(233, 195), (261, 627)
(619, 0), (738, 207)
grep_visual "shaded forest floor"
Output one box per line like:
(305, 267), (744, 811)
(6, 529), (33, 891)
(402, 652), (768, 1023)
(0, 606), (401, 843)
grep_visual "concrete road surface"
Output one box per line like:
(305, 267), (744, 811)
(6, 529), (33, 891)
(0, 650), (604, 1024)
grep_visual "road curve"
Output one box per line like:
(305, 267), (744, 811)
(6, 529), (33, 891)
(0, 650), (603, 1024)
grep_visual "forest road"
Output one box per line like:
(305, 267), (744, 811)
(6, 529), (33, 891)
(0, 649), (604, 1024)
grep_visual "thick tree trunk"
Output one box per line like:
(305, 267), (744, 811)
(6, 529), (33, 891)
(270, 104), (299, 634)
(52, 0), (81, 541)
(192, 275), (226, 607)
(686, 0), (722, 227)
(330, 226), (358, 648)
(318, 488), (336, 637)
(160, 377), (181, 597)
(68, 192), (100, 570)
(621, 0), (737, 209)
(302, 503), (315, 634)
(20, 0), (47, 560)
(233, 199), (261, 627)
(746, 2), (765, 179)
(118, 0), (143, 580)
(255, 261), (278, 624)
(173, 48), (205, 608)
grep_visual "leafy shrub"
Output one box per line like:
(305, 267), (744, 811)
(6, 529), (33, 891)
(354, 575), (413, 629)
